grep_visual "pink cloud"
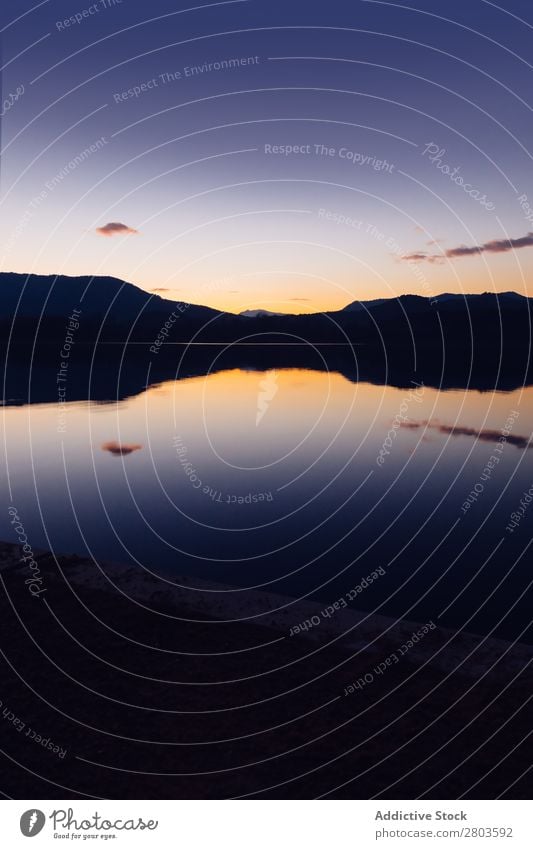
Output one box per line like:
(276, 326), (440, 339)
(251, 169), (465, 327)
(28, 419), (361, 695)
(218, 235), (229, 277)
(96, 222), (138, 237)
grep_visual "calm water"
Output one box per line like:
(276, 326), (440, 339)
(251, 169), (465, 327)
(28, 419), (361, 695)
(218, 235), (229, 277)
(2, 365), (532, 641)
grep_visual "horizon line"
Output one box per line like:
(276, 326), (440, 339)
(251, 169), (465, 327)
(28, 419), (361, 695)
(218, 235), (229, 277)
(0, 271), (529, 316)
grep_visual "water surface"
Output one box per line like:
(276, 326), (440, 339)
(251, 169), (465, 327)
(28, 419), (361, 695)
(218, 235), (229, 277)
(2, 363), (532, 641)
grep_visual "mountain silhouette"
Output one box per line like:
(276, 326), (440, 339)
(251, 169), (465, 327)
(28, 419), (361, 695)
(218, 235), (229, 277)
(239, 308), (288, 318)
(1, 273), (531, 392)
(0, 272), (220, 323)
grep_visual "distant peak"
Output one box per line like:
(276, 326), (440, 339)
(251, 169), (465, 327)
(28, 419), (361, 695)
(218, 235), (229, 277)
(239, 308), (287, 318)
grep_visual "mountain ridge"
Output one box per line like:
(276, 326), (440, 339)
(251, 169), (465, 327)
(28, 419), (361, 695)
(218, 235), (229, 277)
(1, 272), (531, 319)
(2, 272), (531, 389)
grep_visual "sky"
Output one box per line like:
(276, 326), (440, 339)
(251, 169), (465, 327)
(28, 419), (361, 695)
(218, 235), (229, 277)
(2, 0), (533, 313)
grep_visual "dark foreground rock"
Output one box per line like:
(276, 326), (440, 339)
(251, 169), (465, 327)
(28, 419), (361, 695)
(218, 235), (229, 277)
(0, 542), (532, 799)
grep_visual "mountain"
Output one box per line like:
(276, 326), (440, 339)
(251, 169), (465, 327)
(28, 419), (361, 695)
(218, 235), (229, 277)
(1, 274), (531, 391)
(429, 291), (527, 305)
(1, 273), (531, 366)
(0, 272), (221, 323)
(239, 309), (287, 318)
(342, 297), (389, 312)
(0, 272), (224, 347)
(341, 291), (530, 316)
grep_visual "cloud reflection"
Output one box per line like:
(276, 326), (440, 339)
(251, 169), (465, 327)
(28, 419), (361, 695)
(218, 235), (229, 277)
(401, 420), (531, 450)
(101, 441), (143, 456)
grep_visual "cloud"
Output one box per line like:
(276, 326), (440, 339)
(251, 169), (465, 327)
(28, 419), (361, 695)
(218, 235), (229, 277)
(401, 420), (531, 450)
(401, 253), (430, 262)
(151, 287), (170, 292)
(289, 297), (312, 302)
(96, 222), (138, 237)
(402, 232), (533, 263)
(102, 441), (143, 456)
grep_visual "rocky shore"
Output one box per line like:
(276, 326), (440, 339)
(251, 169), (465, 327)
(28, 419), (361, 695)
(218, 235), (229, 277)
(1, 541), (531, 799)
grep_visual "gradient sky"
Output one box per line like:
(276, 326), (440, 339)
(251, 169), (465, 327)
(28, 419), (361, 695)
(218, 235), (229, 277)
(2, 0), (533, 313)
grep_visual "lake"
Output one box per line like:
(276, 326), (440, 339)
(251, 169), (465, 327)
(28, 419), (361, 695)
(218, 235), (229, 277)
(2, 352), (532, 642)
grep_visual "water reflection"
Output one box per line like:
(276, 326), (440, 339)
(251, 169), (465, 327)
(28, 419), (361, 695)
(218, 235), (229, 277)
(102, 441), (143, 456)
(2, 361), (532, 641)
